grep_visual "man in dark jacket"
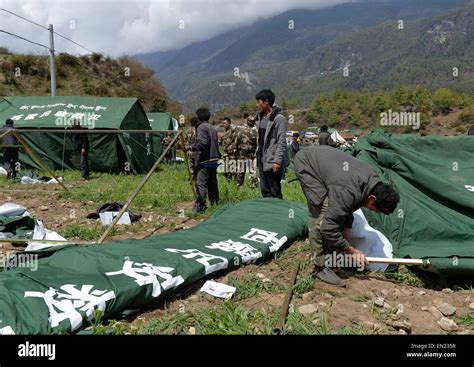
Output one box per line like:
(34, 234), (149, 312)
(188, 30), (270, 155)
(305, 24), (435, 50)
(294, 146), (399, 286)
(255, 89), (289, 199)
(0, 119), (19, 179)
(72, 120), (90, 180)
(318, 125), (338, 147)
(188, 107), (220, 213)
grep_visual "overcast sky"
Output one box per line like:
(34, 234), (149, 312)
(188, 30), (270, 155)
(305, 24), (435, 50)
(0, 0), (352, 56)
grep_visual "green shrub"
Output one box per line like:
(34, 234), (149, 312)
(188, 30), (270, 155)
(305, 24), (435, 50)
(57, 53), (78, 67)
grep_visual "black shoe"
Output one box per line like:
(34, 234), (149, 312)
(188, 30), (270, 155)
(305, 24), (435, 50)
(192, 203), (207, 214)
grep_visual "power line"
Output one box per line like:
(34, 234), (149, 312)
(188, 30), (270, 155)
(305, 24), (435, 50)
(0, 7), (96, 54)
(53, 31), (96, 54)
(1, 6), (186, 110)
(0, 8), (49, 31)
(0, 29), (50, 51)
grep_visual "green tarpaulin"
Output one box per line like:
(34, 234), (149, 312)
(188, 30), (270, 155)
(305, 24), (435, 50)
(354, 129), (474, 278)
(0, 96), (155, 174)
(0, 198), (307, 334)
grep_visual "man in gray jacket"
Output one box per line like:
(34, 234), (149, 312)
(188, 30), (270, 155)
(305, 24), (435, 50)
(188, 107), (220, 213)
(294, 146), (399, 286)
(255, 90), (289, 199)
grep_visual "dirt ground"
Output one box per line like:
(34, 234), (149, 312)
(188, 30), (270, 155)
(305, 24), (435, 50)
(1, 187), (473, 335)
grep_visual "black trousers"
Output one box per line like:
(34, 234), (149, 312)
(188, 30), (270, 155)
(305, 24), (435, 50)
(79, 152), (90, 179)
(3, 149), (19, 179)
(258, 158), (283, 199)
(195, 165), (219, 207)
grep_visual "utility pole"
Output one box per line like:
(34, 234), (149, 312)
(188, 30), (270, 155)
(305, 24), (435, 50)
(217, 81), (236, 107)
(48, 24), (57, 96)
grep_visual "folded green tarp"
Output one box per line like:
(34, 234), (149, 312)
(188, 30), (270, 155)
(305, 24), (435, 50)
(0, 216), (35, 239)
(354, 129), (474, 278)
(0, 198), (307, 334)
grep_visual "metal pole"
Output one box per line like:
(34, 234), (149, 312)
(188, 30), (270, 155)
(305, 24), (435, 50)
(12, 131), (68, 192)
(0, 238), (90, 245)
(15, 129), (177, 134)
(48, 24), (57, 96)
(97, 131), (182, 244)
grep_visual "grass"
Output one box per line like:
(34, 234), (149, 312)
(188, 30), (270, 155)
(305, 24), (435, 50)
(60, 223), (112, 241)
(383, 270), (424, 288)
(455, 314), (474, 327)
(92, 300), (365, 335)
(293, 260), (314, 297)
(350, 295), (371, 303)
(228, 273), (284, 300)
(371, 303), (398, 322)
(93, 301), (278, 335)
(8, 163), (305, 217)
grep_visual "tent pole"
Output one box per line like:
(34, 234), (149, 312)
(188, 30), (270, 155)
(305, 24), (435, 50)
(0, 238), (91, 245)
(178, 132), (196, 199)
(11, 131), (69, 192)
(97, 131), (182, 244)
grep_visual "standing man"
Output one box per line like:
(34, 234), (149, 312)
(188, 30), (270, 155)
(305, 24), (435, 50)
(72, 120), (90, 180)
(221, 117), (236, 181)
(184, 118), (197, 177)
(294, 146), (400, 286)
(289, 132), (300, 165)
(318, 125), (338, 147)
(234, 115), (258, 187)
(0, 119), (19, 179)
(188, 107), (220, 213)
(162, 132), (174, 163)
(255, 89), (289, 199)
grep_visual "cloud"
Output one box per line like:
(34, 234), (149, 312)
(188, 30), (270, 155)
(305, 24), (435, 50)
(0, 0), (351, 56)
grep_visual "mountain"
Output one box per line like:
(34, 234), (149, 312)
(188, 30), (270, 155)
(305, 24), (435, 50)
(136, 0), (471, 110)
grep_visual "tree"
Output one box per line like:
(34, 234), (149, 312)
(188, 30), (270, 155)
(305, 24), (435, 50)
(433, 88), (457, 115)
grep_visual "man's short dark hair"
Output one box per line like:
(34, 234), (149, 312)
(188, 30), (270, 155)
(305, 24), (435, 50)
(371, 182), (400, 215)
(255, 89), (275, 106)
(320, 125), (328, 132)
(223, 117), (231, 123)
(196, 107), (211, 122)
(5, 118), (13, 125)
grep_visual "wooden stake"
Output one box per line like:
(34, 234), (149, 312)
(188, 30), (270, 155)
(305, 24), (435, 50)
(274, 260), (300, 334)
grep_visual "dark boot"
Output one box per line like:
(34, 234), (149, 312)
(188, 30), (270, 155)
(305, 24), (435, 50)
(313, 267), (346, 287)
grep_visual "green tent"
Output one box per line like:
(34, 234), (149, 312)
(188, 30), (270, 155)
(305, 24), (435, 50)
(147, 112), (174, 159)
(354, 129), (474, 279)
(0, 96), (155, 174)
